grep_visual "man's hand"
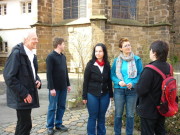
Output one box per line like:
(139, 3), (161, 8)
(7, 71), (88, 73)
(50, 89), (56, 96)
(119, 81), (127, 87)
(24, 94), (32, 103)
(35, 80), (41, 89)
(83, 100), (87, 104)
(67, 86), (71, 93)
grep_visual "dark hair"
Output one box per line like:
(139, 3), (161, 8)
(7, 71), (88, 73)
(53, 38), (64, 48)
(119, 38), (129, 48)
(91, 43), (108, 63)
(150, 40), (169, 62)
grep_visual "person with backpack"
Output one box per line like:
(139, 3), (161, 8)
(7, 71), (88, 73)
(136, 40), (172, 135)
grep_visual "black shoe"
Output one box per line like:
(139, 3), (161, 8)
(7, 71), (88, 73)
(56, 125), (68, 131)
(47, 128), (54, 135)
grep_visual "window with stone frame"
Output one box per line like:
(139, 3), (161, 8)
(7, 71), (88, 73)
(21, 1), (32, 14)
(0, 42), (8, 53)
(0, 4), (7, 16)
(63, 0), (86, 19)
(112, 0), (137, 19)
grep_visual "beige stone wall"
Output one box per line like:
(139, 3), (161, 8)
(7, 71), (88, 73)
(171, 0), (180, 68)
(91, 20), (106, 44)
(35, 0), (180, 72)
(38, 0), (52, 24)
(137, 0), (171, 24)
(105, 24), (171, 65)
(52, 24), (93, 72)
(174, 0), (180, 43)
(105, 25), (148, 64)
(52, 0), (63, 23)
(36, 26), (53, 72)
(92, 0), (106, 16)
(137, 0), (148, 24)
(148, 0), (170, 24)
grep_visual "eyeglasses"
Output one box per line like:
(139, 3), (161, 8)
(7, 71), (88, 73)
(122, 44), (131, 48)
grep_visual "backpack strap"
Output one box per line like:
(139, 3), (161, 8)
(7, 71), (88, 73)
(145, 65), (166, 80)
(169, 64), (173, 76)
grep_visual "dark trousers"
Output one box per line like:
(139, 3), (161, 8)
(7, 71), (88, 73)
(15, 109), (32, 135)
(140, 116), (166, 135)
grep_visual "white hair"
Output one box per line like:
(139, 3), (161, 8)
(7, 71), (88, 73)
(23, 29), (37, 43)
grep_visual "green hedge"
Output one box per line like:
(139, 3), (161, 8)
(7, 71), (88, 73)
(165, 111), (180, 135)
(106, 103), (180, 134)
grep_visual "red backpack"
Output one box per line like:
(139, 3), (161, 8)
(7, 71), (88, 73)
(145, 64), (178, 117)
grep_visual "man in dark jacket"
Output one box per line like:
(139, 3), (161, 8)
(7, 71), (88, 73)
(3, 31), (41, 135)
(46, 37), (71, 135)
(136, 40), (169, 135)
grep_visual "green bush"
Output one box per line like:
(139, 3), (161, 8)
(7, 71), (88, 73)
(165, 112), (180, 135)
(106, 104), (180, 134)
(0, 36), (2, 43)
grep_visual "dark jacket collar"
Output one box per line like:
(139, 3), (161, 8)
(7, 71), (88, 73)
(149, 60), (166, 64)
(12, 43), (27, 56)
(53, 50), (63, 56)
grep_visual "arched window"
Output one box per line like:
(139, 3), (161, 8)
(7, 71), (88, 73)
(63, 0), (86, 19)
(112, 0), (137, 19)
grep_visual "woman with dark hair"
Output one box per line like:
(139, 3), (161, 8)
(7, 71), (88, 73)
(136, 40), (169, 135)
(82, 43), (113, 135)
(111, 38), (143, 135)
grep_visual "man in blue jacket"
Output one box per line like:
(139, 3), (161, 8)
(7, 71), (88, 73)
(46, 37), (71, 135)
(3, 31), (41, 135)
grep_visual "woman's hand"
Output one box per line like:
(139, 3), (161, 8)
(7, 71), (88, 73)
(127, 83), (132, 90)
(119, 81), (127, 87)
(67, 86), (71, 93)
(83, 100), (87, 104)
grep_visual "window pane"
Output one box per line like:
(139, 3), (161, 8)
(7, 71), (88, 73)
(72, 0), (78, 7)
(63, 0), (86, 19)
(72, 7), (78, 18)
(121, 7), (129, 19)
(130, 8), (136, 19)
(28, 3), (31, 13)
(79, 6), (86, 17)
(79, 0), (86, 6)
(0, 5), (2, 15)
(4, 5), (6, 15)
(130, 0), (136, 6)
(22, 3), (26, 13)
(0, 42), (2, 52)
(64, 0), (70, 7)
(120, 1), (129, 7)
(72, 0), (78, 18)
(79, 0), (86, 18)
(112, 10), (119, 18)
(64, 8), (71, 19)
(5, 42), (8, 52)
(112, 0), (136, 19)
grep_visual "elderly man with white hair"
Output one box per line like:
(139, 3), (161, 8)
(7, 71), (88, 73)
(3, 31), (41, 135)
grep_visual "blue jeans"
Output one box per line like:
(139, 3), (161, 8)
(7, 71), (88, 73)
(87, 93), (110, 135)
(47, 90), (67, 129)
(114, 88), (137, 135)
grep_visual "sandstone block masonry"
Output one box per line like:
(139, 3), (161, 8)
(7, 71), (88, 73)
(32, 0), (180, 72)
